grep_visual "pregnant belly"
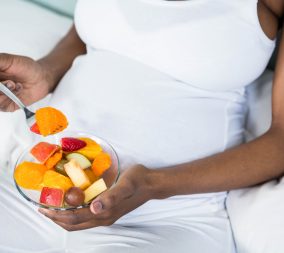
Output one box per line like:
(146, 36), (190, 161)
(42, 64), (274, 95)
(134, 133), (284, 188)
(50, 50), (246, 169)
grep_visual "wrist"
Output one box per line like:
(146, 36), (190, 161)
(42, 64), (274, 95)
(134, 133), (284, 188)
(37, 56), (67, 92)
(37, 58), (58, 92)
(145, 168), (173, 200)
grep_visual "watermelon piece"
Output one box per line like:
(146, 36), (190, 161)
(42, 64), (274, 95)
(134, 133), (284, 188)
(30, 142), (59, 163)
(40, 187), (64, 207)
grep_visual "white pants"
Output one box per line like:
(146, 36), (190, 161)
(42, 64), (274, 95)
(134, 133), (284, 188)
(0, 166), (236, 253)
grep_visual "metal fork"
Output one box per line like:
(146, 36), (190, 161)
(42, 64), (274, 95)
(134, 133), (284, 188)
(0, 82), (35, 126)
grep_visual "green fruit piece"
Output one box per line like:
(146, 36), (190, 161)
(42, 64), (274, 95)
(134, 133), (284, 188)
(66, 153), (92, 169)
(55, 159), (69, 176)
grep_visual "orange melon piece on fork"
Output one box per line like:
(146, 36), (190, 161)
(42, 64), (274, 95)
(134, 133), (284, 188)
(35, 107), (68, 136)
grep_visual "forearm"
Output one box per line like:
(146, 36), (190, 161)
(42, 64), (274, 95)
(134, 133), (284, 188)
(38, 25), (86, 90)
(149, 28), (284, 200)
(149, 127), (284, 199)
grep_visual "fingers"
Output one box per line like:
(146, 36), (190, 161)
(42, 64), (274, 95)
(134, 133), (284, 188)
(52, 218), (113, 231)
(0, 80), (22, 112)
(1, 80), (16, 91)
(90, 180), (134, 215)
(38, 183), (133, 229)
(39, 208), (115, 231)
(39, 208), (95, 225)
(52, 220), (92, 232)
(38, 168), (147, 232)
(0, 80), (23, 92)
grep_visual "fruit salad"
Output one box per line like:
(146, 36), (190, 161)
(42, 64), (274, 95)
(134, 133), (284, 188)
(14, 137), (112, 208)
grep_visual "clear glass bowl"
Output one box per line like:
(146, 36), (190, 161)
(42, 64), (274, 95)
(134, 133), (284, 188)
(13, 131), (120, 211)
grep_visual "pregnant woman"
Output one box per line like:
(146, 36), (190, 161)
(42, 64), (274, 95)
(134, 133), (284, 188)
(0, 0), (283, 252)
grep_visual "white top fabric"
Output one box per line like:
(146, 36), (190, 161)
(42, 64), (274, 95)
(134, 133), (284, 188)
(0, 2), (278, 252)
(49, 0), (274, 200)
(75, 0), (275, 91)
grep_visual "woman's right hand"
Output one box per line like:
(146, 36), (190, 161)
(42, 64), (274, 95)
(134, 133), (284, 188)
(0, 53), (56, 112)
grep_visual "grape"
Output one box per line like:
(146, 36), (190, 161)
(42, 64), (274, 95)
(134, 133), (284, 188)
(64, 187), (85, 207)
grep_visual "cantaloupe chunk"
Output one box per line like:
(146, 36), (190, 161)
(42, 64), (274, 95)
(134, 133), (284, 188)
(85, 169), (99, 183)
(76, 138), (102, 161)
(43, 170), (73, 192)
(92, 152), (112, 177)
(14, 162), (48, 190)
(45, 150), (63, 170)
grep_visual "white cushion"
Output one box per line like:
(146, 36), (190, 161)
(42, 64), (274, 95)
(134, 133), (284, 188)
(0, 0), (72, 168)
(28, 0), (77, 17)
(244, 70), (273, 141)
(0, 0), (72, 58)
(227, 70), (284, 253)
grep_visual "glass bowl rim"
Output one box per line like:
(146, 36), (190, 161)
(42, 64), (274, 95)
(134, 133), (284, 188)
(13, 131), (120, 211)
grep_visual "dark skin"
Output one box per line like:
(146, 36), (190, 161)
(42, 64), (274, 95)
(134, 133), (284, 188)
(1, 0), (284, 231)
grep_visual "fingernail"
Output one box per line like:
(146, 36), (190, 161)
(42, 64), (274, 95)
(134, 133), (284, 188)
(6, 82), (15, 90)
(15, 83), (22, 91)
(91, 201), (103, 214)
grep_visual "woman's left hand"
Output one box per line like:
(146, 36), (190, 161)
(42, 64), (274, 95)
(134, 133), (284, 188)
(39, 165), (153, 231)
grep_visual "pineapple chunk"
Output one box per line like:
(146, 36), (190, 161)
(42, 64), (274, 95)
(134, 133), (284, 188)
(84, 178), (107, 203)
(64, 159), (91, 190)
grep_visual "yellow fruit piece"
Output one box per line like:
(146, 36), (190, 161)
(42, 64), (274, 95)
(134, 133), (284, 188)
(84, 178), (107, 203)
(43, 170), (73, 192)
(64, 159), (91, 190)
(35, 107), (68, 137)
(76, 138), (103, 161)
(85, 169), (99, 183)
(92, 152), (112, 177)
(14, 162), (48, 190)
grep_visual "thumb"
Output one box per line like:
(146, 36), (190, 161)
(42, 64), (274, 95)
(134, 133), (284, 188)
(90, 182), (133, 215)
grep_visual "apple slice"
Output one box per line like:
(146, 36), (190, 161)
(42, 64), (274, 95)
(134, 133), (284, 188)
(64, 159), (91, 190)
(66, 153), (91, 169)
(40, 187), (64, 207)
(30, 142), (59, 163)
(84, 178), (107, 203)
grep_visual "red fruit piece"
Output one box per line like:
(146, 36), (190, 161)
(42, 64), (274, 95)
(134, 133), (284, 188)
(30, 123), (40, 135)
(30, 142), (59, 163)
(40, 187), (64, 207)
(61, 138), (87, 152)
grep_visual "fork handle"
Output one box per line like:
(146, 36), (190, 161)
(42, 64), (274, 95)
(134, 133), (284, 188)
(0, 82), (26, 110)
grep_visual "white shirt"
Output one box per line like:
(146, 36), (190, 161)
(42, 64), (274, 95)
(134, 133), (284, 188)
(75, 0), (275, 91)
(50, 0), (275, 199)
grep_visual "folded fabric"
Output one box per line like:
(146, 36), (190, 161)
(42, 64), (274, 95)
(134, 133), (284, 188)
(244, 70), (273, 141)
